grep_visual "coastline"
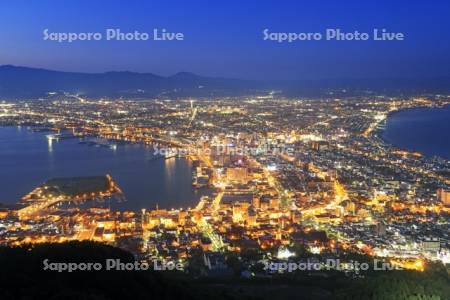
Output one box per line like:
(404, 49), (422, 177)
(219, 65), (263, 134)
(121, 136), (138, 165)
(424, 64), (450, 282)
(373, 104), (450, 160)
(0, 126), (208, 210)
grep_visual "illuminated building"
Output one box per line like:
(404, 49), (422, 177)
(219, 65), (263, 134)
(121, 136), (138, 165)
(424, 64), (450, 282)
(373, 221), (387, 237)
(247, 206), (257, 226)
(437, 188), (450, 206)
(226, 167), (249, 184)
(421, 238), (441, 253)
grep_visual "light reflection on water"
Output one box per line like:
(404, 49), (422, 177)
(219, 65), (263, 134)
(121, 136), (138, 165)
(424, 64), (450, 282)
(0, 126), (211, 210)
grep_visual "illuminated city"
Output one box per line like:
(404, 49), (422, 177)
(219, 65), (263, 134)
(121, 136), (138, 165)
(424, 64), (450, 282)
(1, 1), (450, 299)
(1, 95), (449, 275)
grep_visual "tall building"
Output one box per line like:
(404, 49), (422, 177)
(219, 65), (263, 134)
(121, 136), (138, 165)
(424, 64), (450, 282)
(437, 188), (450, 207)
(374, 221), (387, 237)
(226, 167), (249, 184)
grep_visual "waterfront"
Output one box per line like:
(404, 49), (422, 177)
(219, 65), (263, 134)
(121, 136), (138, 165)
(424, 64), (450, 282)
(0, 96), (449, 291)
(382, 106), (450, 159)
(0, 126), (207, 210)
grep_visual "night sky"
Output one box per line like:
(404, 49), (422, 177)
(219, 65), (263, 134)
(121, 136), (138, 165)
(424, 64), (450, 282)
(0, 0), (449, 80)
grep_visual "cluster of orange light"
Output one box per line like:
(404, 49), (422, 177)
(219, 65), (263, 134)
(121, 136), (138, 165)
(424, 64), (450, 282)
(389, 258), (425, 272)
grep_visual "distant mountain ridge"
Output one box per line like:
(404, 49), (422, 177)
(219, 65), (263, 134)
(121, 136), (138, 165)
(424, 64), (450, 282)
(0, 65), (449, 99)
(0, 65), (260, 99)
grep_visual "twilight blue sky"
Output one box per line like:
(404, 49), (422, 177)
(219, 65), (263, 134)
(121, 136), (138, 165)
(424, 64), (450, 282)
(0, 0), (449, 80)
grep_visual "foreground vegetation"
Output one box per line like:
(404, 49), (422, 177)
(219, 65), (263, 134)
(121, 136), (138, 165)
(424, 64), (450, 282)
(0, 242), (448, 300)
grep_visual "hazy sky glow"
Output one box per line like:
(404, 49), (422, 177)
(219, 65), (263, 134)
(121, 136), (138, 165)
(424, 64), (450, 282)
(0, 0), (449, 80)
